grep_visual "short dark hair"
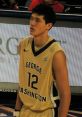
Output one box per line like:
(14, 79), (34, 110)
(32, 3), (56, 25)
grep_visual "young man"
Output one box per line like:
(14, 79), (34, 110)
(14, 4), (71, 117)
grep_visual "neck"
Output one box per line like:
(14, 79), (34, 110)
(33, 34), (50, 47)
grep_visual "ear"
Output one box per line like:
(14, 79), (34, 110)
(47, 23), (53, 30)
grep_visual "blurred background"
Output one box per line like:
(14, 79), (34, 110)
(0, 0), (82, 13)
(0, 0), (82, 116)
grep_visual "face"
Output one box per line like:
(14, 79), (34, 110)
(29, 13), (52, 37)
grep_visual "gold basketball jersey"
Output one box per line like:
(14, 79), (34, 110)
(19, 37), (63, 111)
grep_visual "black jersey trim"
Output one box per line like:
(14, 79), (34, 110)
(32, 39), (56, 56)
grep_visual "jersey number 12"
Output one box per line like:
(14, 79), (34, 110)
(27, 72), (38, 89)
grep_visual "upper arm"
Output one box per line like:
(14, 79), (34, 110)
(52, 50), (70, 97)
(17, 42), (21, 55)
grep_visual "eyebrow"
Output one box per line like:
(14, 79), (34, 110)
(30, 15), (43, 21)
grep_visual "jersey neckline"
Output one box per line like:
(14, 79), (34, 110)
(32, 39), (56, 56)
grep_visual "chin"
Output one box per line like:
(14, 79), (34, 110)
(30, 34), (37, 37)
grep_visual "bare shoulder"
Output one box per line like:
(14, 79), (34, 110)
(17, 36), (32, 54)
(53, 50), (66, 65)
(52, 50), (67, 76)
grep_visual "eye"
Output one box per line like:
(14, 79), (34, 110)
(30, 16), (34, 21)
(30, 16), (41, 23)
(35, 18), (41, 22)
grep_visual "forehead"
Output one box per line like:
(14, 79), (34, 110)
(31, 13), (44, 20)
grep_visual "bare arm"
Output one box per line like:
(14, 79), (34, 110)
(13, 93), (23, 117)
(17, 42), (21, 55)
(15, 42), (23, 111)
(15, 93), (23, 111)
(53, 51), (71, 117)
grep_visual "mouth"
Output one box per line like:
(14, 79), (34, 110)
(30, 27), (35, 32)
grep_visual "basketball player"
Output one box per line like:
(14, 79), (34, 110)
(14, 4), (71, 117)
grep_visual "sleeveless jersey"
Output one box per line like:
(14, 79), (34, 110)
(19, 37), (63, 111)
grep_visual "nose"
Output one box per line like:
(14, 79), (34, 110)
(30, 19), (36, 26)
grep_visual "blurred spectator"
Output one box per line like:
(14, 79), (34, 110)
(10, 0), (19, 10)
(0, 0), (19, 10)
(0, 0), (9, 9)
(64, 0), (82, 14)
(28, 0), (43, 11)
(17, 0), (28, 6)
(28, 0), (64, 13)
(16, 0), (31, 10)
